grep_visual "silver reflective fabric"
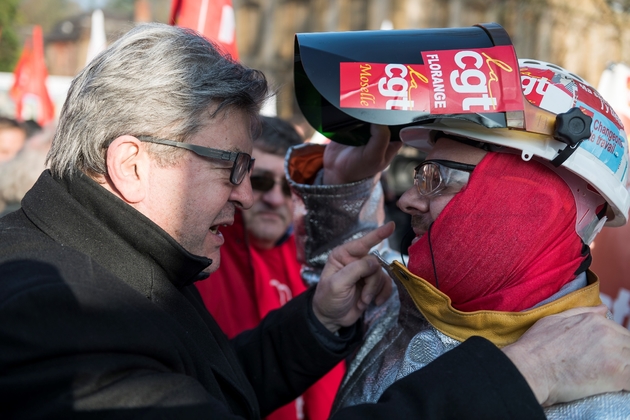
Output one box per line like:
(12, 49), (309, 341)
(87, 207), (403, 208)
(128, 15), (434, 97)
(285, 143), (386, 286)
(285, 143), (630, 419)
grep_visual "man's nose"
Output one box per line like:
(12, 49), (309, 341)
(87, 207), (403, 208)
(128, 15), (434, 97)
(261, 181), (286, 207)
(397, 186), (429, 215)
(232, 175), (255, 209)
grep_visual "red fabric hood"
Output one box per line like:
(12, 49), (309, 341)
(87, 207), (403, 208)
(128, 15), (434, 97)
(408, 152), (587, 312)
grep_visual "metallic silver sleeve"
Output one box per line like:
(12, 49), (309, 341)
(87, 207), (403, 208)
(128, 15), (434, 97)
(285, 143), (386, 286)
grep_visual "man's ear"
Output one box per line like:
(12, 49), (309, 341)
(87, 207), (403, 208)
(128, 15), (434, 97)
(106, 136), (150, 203)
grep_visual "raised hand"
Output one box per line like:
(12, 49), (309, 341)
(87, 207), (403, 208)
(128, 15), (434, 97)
(312, 222), (396, 332)
(322, 125), (401, 185)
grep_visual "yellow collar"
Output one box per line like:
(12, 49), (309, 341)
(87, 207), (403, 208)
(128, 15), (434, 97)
(389, 260), (601, 347)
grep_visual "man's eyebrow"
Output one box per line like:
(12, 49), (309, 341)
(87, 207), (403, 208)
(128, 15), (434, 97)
(224, 142), (251, 154)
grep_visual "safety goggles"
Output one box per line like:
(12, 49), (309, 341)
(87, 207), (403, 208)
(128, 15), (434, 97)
(137, 136), (254, 185)
(414, 159), (477, 197)
(250, 172), (291, 197)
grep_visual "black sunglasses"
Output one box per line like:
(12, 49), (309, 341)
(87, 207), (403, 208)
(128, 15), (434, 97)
(250, 172), (291, 197)
(137, 136), (254, 185)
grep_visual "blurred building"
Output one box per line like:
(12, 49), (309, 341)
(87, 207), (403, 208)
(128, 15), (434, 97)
(45, 7), (144, 77)
(0, 1), (155, 119)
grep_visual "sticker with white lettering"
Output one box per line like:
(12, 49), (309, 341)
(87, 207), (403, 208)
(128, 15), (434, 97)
(339, 45), (523, 114)
(521, 66), (627, 177)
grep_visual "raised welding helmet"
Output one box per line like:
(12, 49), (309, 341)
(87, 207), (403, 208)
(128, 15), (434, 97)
(294, 23), (630, 241)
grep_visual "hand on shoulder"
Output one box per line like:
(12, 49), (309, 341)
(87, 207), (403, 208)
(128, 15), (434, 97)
(503, 304), (630, 406)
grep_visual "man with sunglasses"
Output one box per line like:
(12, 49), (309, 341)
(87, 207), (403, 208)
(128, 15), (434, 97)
(286, 59), (630, 417)
(195, 115), (344, 420)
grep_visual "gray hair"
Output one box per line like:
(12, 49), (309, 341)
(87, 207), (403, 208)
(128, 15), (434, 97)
(47, 22), (269, 178)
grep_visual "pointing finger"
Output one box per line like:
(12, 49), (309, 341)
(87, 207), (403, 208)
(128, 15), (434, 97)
(333, 222), (395, 263)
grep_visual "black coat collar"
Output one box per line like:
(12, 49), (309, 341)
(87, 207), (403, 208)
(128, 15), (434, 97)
(22, 170), (212, 292)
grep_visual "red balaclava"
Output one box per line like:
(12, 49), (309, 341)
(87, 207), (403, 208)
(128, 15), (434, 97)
(407, 152), (588, 312)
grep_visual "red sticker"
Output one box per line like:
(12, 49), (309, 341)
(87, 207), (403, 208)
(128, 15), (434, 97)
(340, 62), (430, 111)
(521, 66), (624, 130)
(339, 45), (523, 114)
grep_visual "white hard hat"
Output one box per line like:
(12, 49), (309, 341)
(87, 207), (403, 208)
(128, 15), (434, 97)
(400, 59), (629, 243)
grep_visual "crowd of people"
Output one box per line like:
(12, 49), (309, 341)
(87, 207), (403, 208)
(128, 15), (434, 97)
(0, 21), (629, 419)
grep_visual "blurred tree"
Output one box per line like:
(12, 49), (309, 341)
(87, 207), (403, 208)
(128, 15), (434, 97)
(0, 0), (20, 71)
(19, 0), (82, 34)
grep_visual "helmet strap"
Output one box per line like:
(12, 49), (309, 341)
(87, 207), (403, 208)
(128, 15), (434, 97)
(550, 142), (582, 167)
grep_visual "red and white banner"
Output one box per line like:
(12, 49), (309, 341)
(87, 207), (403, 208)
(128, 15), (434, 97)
(339, 45), (522, 114)
(169, 0), (239, 60)
(9, 25), (55, 126)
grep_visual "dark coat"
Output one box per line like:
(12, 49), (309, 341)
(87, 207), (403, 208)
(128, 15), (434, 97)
(0, 170), (544, 419)
(0, 171), (354, 419)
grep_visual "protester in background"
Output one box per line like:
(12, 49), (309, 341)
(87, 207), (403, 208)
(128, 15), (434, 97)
(0, 120), (50, 217)
(21, 119), (43, 139)
(196, 115), (344, 420)
(0, 117), (27, 162)
(285, 59), (630, 418)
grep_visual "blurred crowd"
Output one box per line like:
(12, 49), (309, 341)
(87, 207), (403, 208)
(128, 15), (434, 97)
(0, 117), (54, 217)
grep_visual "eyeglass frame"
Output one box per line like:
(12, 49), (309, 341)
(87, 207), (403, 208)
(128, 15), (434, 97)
(136, 136), (254, 185)
(414, 159), (477, 198)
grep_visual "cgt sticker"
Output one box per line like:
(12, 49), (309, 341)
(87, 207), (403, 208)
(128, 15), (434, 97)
(339, 45), (523, 114)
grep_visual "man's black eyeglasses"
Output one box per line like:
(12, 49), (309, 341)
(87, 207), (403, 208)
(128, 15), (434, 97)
(251, 172), (291, 197)
(137, 136), (254, 185)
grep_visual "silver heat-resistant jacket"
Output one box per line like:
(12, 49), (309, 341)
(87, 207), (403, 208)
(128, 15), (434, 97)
(285, 143), (630, 419)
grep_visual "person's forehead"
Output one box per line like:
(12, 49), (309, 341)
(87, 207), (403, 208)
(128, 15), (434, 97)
(427, 137), (487, 166)
(196, 109), (253, 153)
(251, 148), (284, 173)
(0, 127), (26, 141)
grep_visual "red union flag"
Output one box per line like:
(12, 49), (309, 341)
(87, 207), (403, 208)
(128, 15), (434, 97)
(339, 45), (522, 114)
(9, 25), (55, 126)
(169, 0), (239, 60)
